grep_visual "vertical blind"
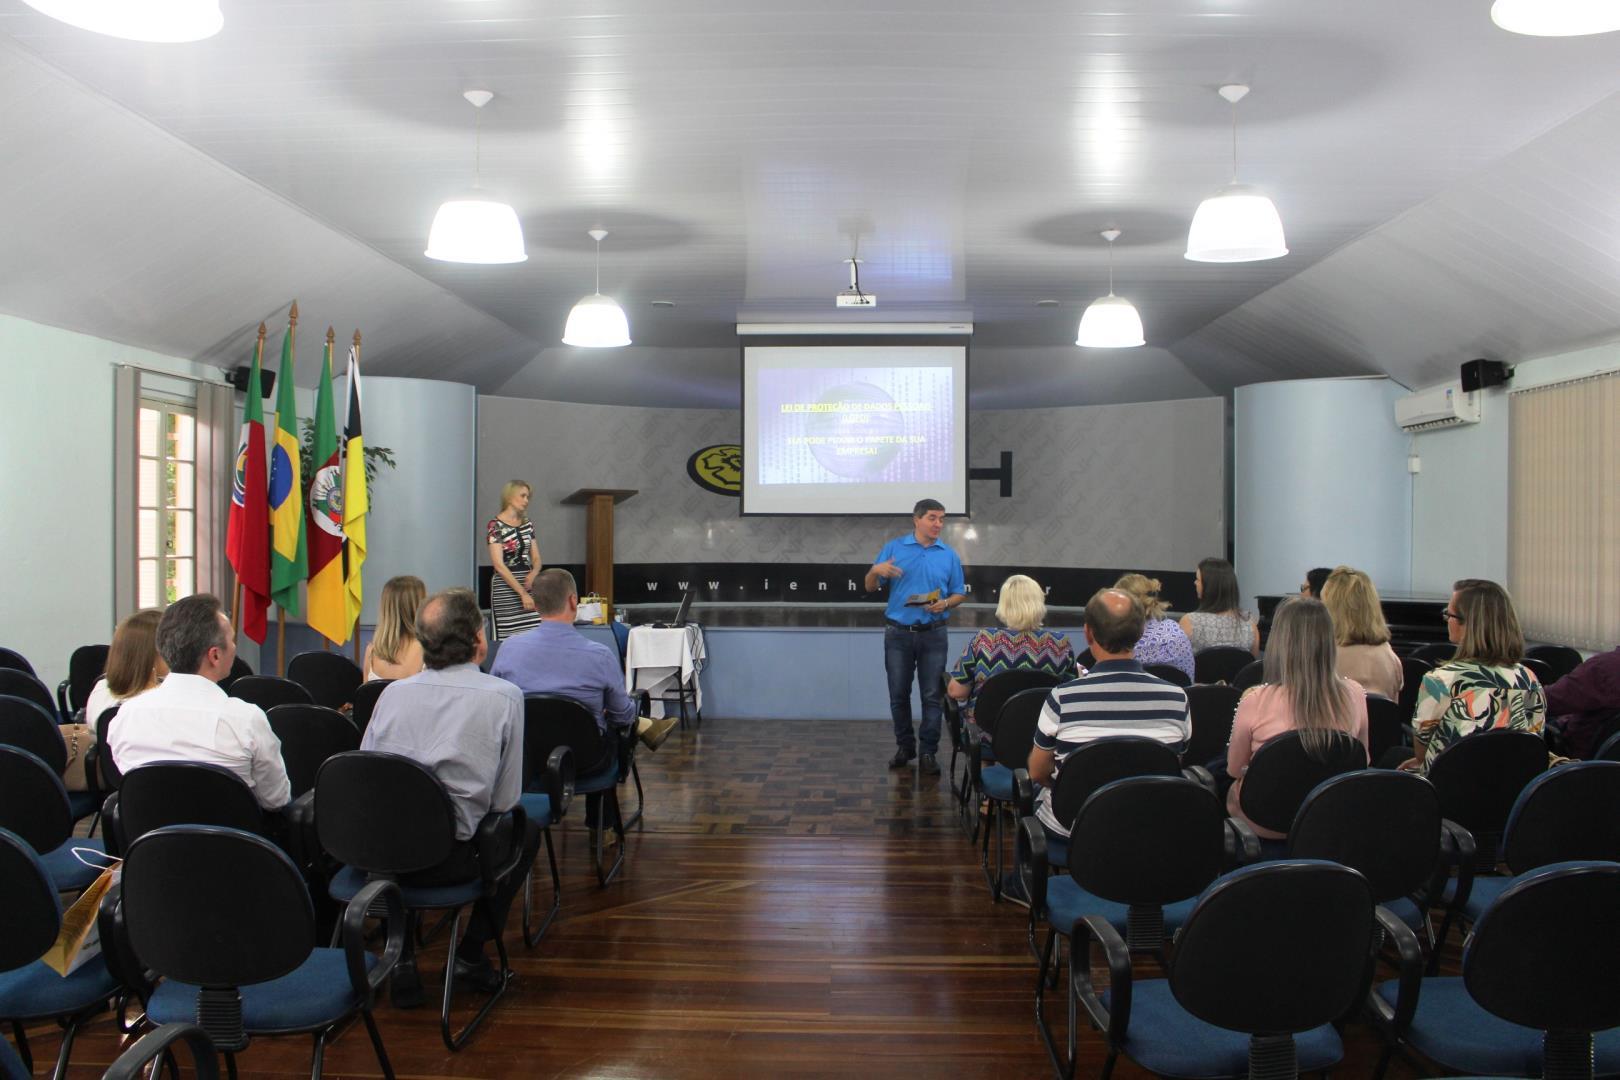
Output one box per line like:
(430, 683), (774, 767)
(1509, 370), (1620, 650)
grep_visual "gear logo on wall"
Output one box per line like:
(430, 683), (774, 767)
(687, 444), (742, 497)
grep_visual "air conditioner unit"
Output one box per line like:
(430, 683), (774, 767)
(1394, 383), (1481, 432)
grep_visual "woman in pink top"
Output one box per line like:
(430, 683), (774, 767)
(1226, 598), (1370, 839)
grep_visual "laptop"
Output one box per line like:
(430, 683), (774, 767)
(650, 591), (693, 629)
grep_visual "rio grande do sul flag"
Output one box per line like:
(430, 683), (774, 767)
(342, 339), (367, 634)
(268, 314), (307, 615)
(224, 327), (270, 643)
(305, 330), (347, 642)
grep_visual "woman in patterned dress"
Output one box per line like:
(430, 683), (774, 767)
(1114, 572), (1195, 681)
(486, 480), (543, 641)
(1180, 557), (1261, 656)
(946, 574), (1079, 727)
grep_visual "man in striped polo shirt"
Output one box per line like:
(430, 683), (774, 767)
(1028, 588), (1190, 839)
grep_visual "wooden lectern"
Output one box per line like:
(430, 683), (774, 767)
(561, 488), (637, 610)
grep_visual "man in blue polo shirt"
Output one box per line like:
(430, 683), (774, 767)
(864, 499), (966, 775)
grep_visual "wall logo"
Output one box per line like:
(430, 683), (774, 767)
(687, 444), (742, 497)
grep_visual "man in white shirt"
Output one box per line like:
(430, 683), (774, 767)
(110, 593), (291, 811)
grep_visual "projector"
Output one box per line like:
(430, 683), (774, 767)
(836, 290), (877, 308)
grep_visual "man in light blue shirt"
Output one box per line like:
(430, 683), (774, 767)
(864, 499), (966, 775)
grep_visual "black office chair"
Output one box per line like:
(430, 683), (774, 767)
(1194, 646), (1255, 686)
(1143, 663), (1192, 688)
(1398, 656), (1431, 719)
(1364, 694), (1413, 765)
(1182, 683), (1242, 769)
(219, 655), (254, 695)
(966, 687), (1048, 902)
(522, 695), (631, 886)
(0, 746), (106, 892)
(108, 761), (265, 858)
(267, 704), (360, 800)
(1076, 860), (1381, 1080)
(286, 651), (364, 712)
(102, 1024), (220, 1080)
(56, 644), (108, 719)
(115, 824), (402, 1080)
(1371, 861), (1620, 1080)
(1411, 642), (1457, 665)
(0, 648), (35, 678)
(1236, 731), (1368, 843)
(0, 669), (58, 720)
(228, 674), (314, 711)
(0, 694), (98, 826)
(1518, 655), (1554, 687)
(1524, 643), (1582, 685)
(960, 669), (1062, 837)
(518, 737), (574, 948)
(349, 679), (393, 735)
(1231, 658), (1265, 691)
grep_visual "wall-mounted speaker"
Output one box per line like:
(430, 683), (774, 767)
(1460, 358), (1511, 393)
(227, 364), (276, 397)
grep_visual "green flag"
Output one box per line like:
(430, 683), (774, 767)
(268, 323), (308, 614)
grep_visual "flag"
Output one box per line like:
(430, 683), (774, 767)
(268, 323), (307, 615)
(305, 334), (347, 642)
(224, 332), (271, 643)
(342, 342), (368, 635)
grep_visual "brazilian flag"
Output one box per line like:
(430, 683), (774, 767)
(269, 325), (307, 614)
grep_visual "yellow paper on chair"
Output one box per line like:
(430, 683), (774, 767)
(42, 860), (119, 976)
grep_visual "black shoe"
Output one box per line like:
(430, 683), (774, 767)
(919, 753), (941, 776)
(452, 954), (506, 995)
(889, 749), (916, 769)
(389, 960), (425, 1009)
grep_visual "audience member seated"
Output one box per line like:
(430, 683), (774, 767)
(84, 607), (166, 724)
(1114, 572), (1195, 681)
(1399, 578), (1548, 773)
(1301, 566), (1332, 599)
(362, 574), (426, 681)
(491, 568), (678, 751)
(1179, 557), (1260, 656)
(360, 586), (540, 1001)
(1027, 589), (1190, 839)
(110, 593), (291, 811)
(1320, 566), (1404, 701)
(1226, 597), (1369, 839)
(1544, 644), (1620, 758)
(946, 574), (1078, 728)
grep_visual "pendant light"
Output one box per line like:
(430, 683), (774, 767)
(1491, 0), (1620, 35)
(425, 91), (527, 265)
(1185, 85), (1288, 263)
(20, 0), (222, 41)
(562, 229), (631, 347)
(1076, 229), (1145, 349)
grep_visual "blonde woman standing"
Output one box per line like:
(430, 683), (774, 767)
(363, 576), (426, 681)
(1319, 567), (1403, 701)
(946, 574), (1078, 727)
(486, 480), (543, 641)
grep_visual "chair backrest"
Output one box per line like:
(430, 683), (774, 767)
(1069, 776), (1227, 906)
(64, 644), (110, 716)
(1410, 641), (1457, 664)
(1194, 646), (1254, 686)
(1598, 729), (1620, 763)
(1524, 643), (1582, 685)
(117, 762), (263, 849)
(1288, 770), (1440, 903)
(1238, 731), (1368, 835)
(1517, 656), (1553, 688)
(0, 746), (72, 855)
(266, 704), (360, 800)
(990, 688), (1049, 768)
(1230, 658), (1265, 692)
(524, 693), (614, 779)
(972, 669), (1062, 736)
(95, 706), (124, 789)
(314, 751), (460, 875)
(0, 694), (66, 773)
(611, 620), (631, 666)
(0, 669), (57, 720)
(1426, 729), (1547, 843)
(285, 651), (363, 711)
(349, 679), (393, 735)
(1049, 736), (1182, 832)
(1500, 761), (1620, 873)
(1363, 694), (1408, 764)
(227, 674), (314, 711)
(1076, 648), (1095, 669)
(122, 825), (313, 989)
(0, 827), (61, 973)
(1171, 860), (1375, 1035)
(0, 648), (36, 678)
(1397, 655), (1430, 718)
(1142, 663), (1191, 688)
(1182, 683), (1241, 766)
(1464, 861), (1620, 1035)
(218, 655), (254, 695)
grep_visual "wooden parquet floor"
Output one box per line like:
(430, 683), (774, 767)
(46, 719), (1437, 1078)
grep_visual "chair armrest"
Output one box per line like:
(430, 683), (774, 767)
(104, 1024), (220, 1080)
(1182, 764), (1216, 795)
(57, 679), (71, 721)
(964, 723), (985, 787)
(341, 878), (404, 1006)
(81, 742), (103, 802)
(638, 689), (652, 717)
(97, 882), (155, 1007)
(102, 792), (123, 859)
(1437, 818), (1477, 913)
(1017, 816), (1049, 917)
(1372, 904), (1425, 1037)
(283, 790), (318, 872)
(474, 806), (528, 896)
(1224, 816), (1260, 866)
(616, 720), (638, 780)
(1074, 914), (1133, 1046)
(1013, 769), (1035, 819)
(544, 746), (575, 821)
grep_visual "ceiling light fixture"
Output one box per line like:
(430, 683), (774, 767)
(424, 90), (527, 265)
(1490, 0), (1620, 35)
(20, 0), (222, 41)
(1076, 229), (1145, 349)
(562, 229), (631, 347)
(1185, 85), (1288, 263)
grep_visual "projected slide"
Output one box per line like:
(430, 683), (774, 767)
(742, 344), (968, 515)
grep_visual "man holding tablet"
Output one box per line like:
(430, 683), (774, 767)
(865, 499), (966, 775)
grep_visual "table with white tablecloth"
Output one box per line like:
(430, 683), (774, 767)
(624, 624), (705, 721)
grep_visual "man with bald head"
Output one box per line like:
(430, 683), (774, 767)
(1026, 588), (1190, 841)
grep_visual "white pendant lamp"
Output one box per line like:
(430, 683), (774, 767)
(21, 0), (222, 41)
(562, 229), (631, 347)
(1491, 0), (1620, 35)
(1185, 85), (1288, 263)
(425, 91), (527, 265)
(1076, 229), (1145, 349)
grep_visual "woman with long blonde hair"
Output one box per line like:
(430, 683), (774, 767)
(363, 575), (426, 681)
(1226, 598), (1369, 838)
(84, 608), (167, 723)
(1114, 572), (1194, 681)
(486, 479), (543, 640)
(1319, 566), (1403, 701)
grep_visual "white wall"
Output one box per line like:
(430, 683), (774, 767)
(1234, 377), (1413, 610)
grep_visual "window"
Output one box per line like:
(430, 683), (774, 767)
(137, 401), (198, 608)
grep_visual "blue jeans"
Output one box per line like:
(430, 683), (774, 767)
(885, 622), (948, 756)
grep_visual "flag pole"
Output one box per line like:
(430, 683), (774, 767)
(278, 302), (298, 677)
(351, 327), (364, 668)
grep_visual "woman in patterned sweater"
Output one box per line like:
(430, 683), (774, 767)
(947, 574), (1079, 727)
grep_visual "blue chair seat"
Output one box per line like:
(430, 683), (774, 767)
(1377, 978), (1620, 1076)
(0, 956), (118, 1017)
(328, 864), (481, 909)
(575, 760), (619, 795)
(519, 791), (554, 827)
(1439, 875), (1510, 925)
(1045, 831), (1070, 869)
(1384, 895), (1429, 933)
(42, 837), (106, 892)
(1102, 980), (1344, 1076)
(1046, 875), (1197, 941)
(67, 790), (100, 823)
(150, 949), (378, 1033)
(980, 764), (1014, 801)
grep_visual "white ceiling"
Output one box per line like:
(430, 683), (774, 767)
(4, 0), (1620, 405)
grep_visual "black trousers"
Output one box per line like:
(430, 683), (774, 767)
(402, 814), (542, 951)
